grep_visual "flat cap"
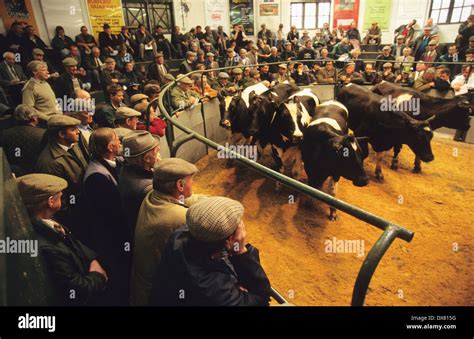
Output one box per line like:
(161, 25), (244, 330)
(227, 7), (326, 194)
(232, 67), (242, 74)
(13, 105), (38, 122)
(130, 93), (149, 105)
(226, 48), (234, 53)
(383, 62), (393, 68)
(123, 131), (159, 158)
(177, 75), (193, 84)
(396, 35), (405, 40)
(17, 174), (67, 208)
(32, 48), (44, 55)
(315, 29), (321, 34)
(206, 52), (215, 57)
(155, 52), (164, 57)
(62, 57), (78, 66)
(466, 48), (474, 54)
(470, 36), (474, 42)
(164, 73), (175, 81)
(382, 45), (391, 51)
(218, 72), (229, 78)
(278, 63), (287, 69)
(105, 57), (116, 64)
(285, 41), (292, 45)
(187, 197), (244, 242)
(47, 114), (81, 129)
(186, 51), (196, 57)
(249, 69), (259, 76)
(428, 40), (437, 46)
(115, 107), (141, 120)
(153, 158), (197, 186)
(346, 62), (356, 67)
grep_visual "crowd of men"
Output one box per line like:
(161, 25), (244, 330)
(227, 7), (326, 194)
(0, 14), (473, 306)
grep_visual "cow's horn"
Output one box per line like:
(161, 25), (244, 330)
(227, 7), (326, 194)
(426, 115), (436, 122)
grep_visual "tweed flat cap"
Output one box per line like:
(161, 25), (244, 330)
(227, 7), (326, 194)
(62, 57), (78, 66)
(130, 93), (149, 105)
(232, 67), (243, 74)
(47, 114), (81, 129)
(226, 48), (234, 53)
(153, 158), (197, 185)
(396, 35), (405, 40)
(186, 51), (196, 57)
(14, 105), (38, 122)
(17, 174), (67, 208)
(155, 52), (164, 57)
(187, 197), (244, 242)
(177, 75), (193, 84)
(278, 64), (287, 69)
(206, 52), (215, 57)
(428, 40), (437, 46)
(164, 73), (175, 81)
(218, 72), (229, 78)
(105, 57), (115, 64)
(382, 46), (391, 51)
(383, 62), (393, 68)
(466, 48), (474, 54)
(123, 131), (159, 158)
(470, 36), (474, 42)
(115, 107), (141, 121)
(32, 48), (44, 55)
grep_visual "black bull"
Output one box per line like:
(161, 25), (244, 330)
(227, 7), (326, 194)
(337, 83), (435, 181)
(372, 81), (472, 172)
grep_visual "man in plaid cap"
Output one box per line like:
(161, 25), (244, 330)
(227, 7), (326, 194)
(150, 196), (271, 306)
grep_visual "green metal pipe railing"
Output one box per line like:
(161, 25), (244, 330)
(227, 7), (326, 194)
(151, 62), (420, 306)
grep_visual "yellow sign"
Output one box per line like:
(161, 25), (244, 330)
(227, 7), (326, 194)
(86, 0), (125, 36)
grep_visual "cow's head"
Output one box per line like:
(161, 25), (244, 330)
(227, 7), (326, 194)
(405, 116), (435, 163)
(329, 133), (370, 187)
(248, 91), (278, 137)
(226, 95), (250, 134)
(428, 97), (472, 131)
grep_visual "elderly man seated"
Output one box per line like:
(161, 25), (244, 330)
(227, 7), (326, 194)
(150, 196), (272, 306)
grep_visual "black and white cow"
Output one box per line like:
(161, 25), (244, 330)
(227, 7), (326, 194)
(224, 83), (270, 146)
(337, 83), (434, 181)
(248, 87), (319, 190)
(297, 100), (369, 220)
(372, 81), (472, 172)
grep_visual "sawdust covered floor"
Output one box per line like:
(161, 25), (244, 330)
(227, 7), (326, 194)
(192, 136), (474, 306)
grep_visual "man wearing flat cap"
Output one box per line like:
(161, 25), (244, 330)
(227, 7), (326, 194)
(420, 40), (438, 68)
(413, 27), (434, 61)
(211, 72), (238, 125)
(114, 106), (141, 141)
(147, 52), (169, 85)
(150, 196), (272, 306)
(272, 63), (294, 85)
(17, 173), (108, 305)
(375, 45), (395, 71)
(170, 75), (200, 110)
(35, 114), (90, 227)
(22, 60), (62, 121)
(54, 57), (83, 100)
(363, 22), (381, 45)
(0, 104), (46, 175)
(100, 58), (127, 90)
(377, 62), (396, 83)
(179, 51), (196, 75)
(131, 157), (206, 306)
(119, 131), (160, 235)
(338, 62), (363, 85)
(31, 48), (60, 80)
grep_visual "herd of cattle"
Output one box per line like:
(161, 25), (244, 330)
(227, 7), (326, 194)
(219, 81), (472, 220)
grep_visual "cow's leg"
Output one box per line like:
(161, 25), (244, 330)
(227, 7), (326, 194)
(413, 156), (422, 173)
(391, 144), (401, 170)
(328, 177), (339, 221)
(256, 141), (264, 161)
(281, 146), (302, 180)
(271, 145), (284, 192)
(375, 152), (385, 182)
(226, 132), (243, 167)
(301, 175), (322, 209)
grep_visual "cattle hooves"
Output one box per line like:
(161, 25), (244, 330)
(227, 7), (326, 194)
(375, 173), (384, 182)
(328, 212), (339, 221)
(275, 182), (283, 192)
(412, 167), (422, 174)
(390, 162), (398, 170)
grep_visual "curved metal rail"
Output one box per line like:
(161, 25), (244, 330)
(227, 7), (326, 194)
(151, 62), (418, 306)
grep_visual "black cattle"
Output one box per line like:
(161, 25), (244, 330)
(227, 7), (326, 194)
(297, 101), (369, 220)
(337, 83), (434, 181)
(248, 88), (319, 190)
(372, 81), (472, 172)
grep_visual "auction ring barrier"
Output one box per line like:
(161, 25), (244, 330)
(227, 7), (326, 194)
(150, 59), (470, 306)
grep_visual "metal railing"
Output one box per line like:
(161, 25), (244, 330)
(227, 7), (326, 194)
(151, 61), (419, 306)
